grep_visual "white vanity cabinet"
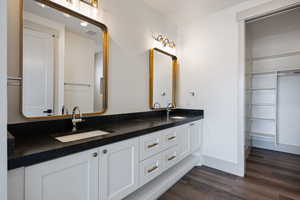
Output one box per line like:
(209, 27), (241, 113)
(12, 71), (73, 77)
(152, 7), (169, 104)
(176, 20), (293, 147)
(23, 138), (139, 200)
(189, 121), (202, 153)
(99, 138), (139, 200)
(8, 120), (203, 200)
(137, 120), (202, 188)
(25, 149), (99, 200)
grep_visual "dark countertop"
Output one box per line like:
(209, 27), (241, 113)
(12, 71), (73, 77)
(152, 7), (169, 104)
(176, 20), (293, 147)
(8, 109), (203, 170)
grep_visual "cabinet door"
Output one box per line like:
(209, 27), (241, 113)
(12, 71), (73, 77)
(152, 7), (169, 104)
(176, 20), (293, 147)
(177, 124), (191, 160)
(25, 149), (99, 200)
(100, 138), (139, 200)
(190, 121), (202, 153)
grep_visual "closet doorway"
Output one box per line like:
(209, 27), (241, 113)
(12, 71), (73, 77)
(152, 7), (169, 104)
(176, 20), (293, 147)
(245, 7), (300, 160)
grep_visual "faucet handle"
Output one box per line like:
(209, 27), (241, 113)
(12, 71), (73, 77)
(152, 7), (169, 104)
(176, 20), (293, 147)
(167, 103), (173, 108)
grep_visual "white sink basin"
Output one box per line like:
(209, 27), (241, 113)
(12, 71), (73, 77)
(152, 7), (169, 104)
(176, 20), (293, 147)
(55, 130), (111, 143)
(170, 116), (186, 120)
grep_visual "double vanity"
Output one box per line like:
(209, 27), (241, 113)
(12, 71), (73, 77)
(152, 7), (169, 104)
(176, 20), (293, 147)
(8, 109), (203, 200)
(7, 1), (203, 200)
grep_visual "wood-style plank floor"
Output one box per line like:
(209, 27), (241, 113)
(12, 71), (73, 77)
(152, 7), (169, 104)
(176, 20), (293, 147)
(159, 148), (300, 200)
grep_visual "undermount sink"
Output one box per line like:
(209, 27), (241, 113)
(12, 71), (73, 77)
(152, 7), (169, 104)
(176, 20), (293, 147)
(170, 116), (186, 120)
(54, 130), (111, 143)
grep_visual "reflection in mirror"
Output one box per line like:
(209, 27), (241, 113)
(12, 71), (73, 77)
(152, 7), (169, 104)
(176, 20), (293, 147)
(22, 0), (107, 118)
(150, 48), (177, 109)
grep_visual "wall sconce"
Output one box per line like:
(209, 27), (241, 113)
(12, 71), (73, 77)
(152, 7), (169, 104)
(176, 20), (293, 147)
(152, 34), (176, 49)
(80, 0), (98, 8)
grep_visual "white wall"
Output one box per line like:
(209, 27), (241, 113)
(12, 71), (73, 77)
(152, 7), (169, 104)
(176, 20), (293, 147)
(247, 8), (300, 72)
(0, 0), (7, 199)
(7, 0), (178, 123)
(177, 0), (272, 175)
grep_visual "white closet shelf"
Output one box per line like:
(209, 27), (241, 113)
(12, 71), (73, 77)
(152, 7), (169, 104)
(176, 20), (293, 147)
(246, 68), (300, 76)
(247, 131), (275, 137)
(249, 103), (276, 106)
(250, 51), (300, 61)
(247, 117), (276, 121)
(246, 71), (277, 75)
(246, 88), (276, 91)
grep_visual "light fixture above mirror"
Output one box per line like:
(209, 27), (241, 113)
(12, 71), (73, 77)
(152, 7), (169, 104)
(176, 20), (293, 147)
(152, 34), (176, 49)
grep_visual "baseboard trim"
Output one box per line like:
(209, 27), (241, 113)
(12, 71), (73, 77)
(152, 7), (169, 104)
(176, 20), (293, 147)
(252, 139), (300, 155)
(125, 155), (200, 200)
(202, 155), (240, 176)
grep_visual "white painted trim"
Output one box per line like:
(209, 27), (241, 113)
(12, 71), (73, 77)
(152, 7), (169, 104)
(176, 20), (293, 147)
(237, 0), (300, 21)
(252, 139), (300, 155)
(237, 20), (246, 177)
(125, 155), (200, 200)
(237, 0), (300, 177)
(202, 155), (240, 176)
(0, 0), (8, 199)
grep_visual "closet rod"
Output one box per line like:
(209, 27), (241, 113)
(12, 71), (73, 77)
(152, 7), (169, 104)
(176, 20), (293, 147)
(246, 5), (300, 24)
(64, 82), (91, 87)
(7, 76), (22, 81)
(277, 71), (300, 76)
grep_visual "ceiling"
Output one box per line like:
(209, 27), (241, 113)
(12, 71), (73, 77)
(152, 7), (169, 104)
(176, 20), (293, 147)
(143, 0), (250, 24)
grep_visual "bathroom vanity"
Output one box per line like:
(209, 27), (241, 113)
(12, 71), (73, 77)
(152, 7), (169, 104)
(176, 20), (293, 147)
(8, 109), (203, 200)
(7, 1), (203, 200)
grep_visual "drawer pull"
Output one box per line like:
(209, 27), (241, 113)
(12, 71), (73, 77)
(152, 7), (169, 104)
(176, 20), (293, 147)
(168, 155), (176, 161)
(147, 143), (159, 149)
(168, 136), (176, 141)
(190, 123), (195, 126)
(147, 166), (158, 173)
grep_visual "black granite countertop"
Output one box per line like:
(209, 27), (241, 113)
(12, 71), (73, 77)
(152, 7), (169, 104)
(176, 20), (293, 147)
(8, 109), (203, 170)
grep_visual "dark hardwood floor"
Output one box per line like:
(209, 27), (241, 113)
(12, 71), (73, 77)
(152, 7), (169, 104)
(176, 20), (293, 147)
(159, 148), (300, 200)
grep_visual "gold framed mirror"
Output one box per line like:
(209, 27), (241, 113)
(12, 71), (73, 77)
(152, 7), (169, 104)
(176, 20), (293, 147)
(21, 0), (109, 119)
(149, 48), (177, 110)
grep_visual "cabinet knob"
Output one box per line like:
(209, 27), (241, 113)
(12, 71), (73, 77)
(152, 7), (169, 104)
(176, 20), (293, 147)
(93, 152), (98, 157)
(103, 149), (108, 154)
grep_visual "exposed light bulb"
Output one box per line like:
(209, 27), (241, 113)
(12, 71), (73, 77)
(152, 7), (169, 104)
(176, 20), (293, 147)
(63, 13), (71, 18)
(36, 2), (46, 8)
(80, 21), (88, 27)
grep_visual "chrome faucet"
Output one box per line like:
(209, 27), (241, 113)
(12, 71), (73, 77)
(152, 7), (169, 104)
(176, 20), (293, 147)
(166, 103), (173, 121)
(62, 105), (69, 115)
(72, 106), (83, 132)
(153, 102), (161, 109)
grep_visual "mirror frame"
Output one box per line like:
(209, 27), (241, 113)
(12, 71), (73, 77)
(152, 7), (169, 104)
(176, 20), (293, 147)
(149, 48), (178, 110)
(20, 0), (109, 120)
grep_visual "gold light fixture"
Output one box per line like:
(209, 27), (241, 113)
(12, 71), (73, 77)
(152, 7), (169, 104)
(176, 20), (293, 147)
(80, 0), (98, 8)
(152, 34), (176, 49)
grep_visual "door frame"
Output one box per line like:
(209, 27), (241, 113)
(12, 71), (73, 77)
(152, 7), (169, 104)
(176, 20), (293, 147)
(237, 0), (300, 176)
(0, 0), (7, 199)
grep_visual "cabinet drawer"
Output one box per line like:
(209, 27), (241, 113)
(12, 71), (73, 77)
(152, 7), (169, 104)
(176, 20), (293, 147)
(163, 128), (178, 149)
(139, 153), (164, 187)
(163, 146), (180, 170)
(139, 131), (164, 161)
